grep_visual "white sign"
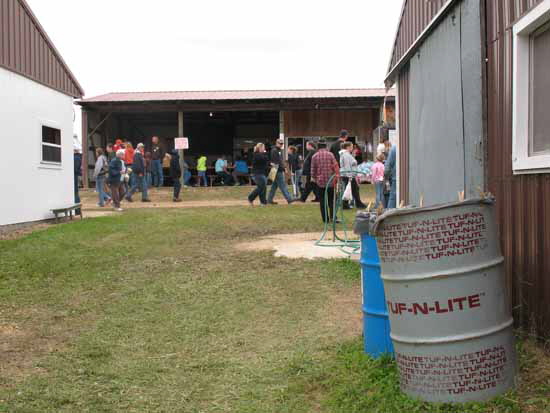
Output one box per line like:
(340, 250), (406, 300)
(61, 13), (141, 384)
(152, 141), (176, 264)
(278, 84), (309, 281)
(174, 137), (189, 150)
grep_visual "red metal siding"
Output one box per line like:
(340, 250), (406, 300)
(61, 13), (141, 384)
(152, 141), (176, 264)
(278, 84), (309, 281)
(0, 0), (83, 97)
(485, 0), (549, 337)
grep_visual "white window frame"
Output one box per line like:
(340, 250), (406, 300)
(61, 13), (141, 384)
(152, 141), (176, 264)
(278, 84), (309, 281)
(512, 0), (550, 174)
(40, 120), (62, 167)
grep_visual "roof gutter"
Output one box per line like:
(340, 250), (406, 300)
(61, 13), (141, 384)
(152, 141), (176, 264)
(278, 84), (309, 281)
(384, 0), (459, 88)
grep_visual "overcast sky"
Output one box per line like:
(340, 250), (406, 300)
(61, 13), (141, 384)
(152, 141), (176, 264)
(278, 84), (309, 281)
(26, 0), (403, 135)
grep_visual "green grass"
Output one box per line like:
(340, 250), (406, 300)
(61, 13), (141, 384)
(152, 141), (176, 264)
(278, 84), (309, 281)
(0, 202), (548, 412)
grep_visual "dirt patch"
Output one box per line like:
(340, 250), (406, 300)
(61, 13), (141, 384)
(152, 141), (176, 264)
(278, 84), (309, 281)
(236, 233), (360, 260)
(85, 199), (250, 211)
(0, 305), (95, 387)
(0, 221), (52, 241)
(326, 289), (362, 339)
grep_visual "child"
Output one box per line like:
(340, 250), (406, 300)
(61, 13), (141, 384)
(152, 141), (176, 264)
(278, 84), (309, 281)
(371, 153), (386, 208)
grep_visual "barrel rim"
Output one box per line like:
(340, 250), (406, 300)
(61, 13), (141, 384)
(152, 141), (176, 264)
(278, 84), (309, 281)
(381, 256), (504, 281)
(372, 197), (495, 235)
(390, 319), (514, 345)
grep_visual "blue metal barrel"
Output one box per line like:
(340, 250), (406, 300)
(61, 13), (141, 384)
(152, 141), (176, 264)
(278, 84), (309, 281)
(360, 233), (394, 358)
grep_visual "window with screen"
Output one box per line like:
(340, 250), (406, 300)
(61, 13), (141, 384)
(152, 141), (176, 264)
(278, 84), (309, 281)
(42, 126), (62, 163)
(512, 1), (550, 173)
(530, 22), (550, 156)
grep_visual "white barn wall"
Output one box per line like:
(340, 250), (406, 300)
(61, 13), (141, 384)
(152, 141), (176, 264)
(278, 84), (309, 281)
(0, 67), (75, 226)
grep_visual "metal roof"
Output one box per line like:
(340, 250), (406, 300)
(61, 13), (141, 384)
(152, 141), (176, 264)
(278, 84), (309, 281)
(79, 88), (395, 104)
(0, 0), (84, 97)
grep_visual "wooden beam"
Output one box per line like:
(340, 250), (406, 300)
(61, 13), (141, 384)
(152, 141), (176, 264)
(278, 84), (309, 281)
(178, 111), (185, 186)
(81, 109), (89, 188)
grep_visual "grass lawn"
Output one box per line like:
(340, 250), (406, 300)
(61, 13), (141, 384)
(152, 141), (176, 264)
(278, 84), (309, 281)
(1, 194), (549, 412)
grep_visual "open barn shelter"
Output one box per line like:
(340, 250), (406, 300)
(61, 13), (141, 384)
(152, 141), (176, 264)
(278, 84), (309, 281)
(77, 89), (395, 185)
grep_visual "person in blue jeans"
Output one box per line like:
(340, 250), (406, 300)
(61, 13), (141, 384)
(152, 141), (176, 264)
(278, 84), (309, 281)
(248, 143), (269, 205)
(183, 159), (192, 187)
(267, 139), (296, 205)
(385, 145), (397, 209)
(151, 136), (164, 187)
(93, 148), (111, 207)
(145, 151), (153, 188)
(125, 143), (151, 203)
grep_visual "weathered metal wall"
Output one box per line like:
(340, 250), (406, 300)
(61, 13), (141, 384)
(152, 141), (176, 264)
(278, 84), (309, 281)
(389, 0), (450, 73)
(283, 109), (377, 143)
(397, 66), (410, 206)
(0, 0), (83, 97)
(407, 0), (484, 206)
(485, 0), (550, 337)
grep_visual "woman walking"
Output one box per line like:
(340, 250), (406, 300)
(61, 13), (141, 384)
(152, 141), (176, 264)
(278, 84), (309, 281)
(248, 143), (269, 206)
(108, 149), (127, 212)
(287, 145), (303, 198)
(93, 148), (111, 207)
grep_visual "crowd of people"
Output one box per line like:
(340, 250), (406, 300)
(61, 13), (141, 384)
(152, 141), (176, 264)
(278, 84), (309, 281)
(246, 129), (397, 222)
(88, 130), (397, 218)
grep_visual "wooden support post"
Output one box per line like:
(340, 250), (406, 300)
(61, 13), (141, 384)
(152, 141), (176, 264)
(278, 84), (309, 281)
(178, 111), (185, 185)
(81, 109), (89, 188)
(279, 111), (287, 160)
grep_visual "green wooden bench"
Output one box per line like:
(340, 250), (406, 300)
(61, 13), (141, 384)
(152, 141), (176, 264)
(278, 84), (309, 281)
(51, 204), (82, 223)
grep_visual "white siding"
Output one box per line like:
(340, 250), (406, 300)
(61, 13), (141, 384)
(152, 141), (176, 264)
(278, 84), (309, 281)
(0, 66), (75, 226)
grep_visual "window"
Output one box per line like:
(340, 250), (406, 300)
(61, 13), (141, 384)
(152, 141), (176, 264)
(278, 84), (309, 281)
(530, 22), (550, 156)
(42, 125), (61, 164)
(513, 0), (550, 173)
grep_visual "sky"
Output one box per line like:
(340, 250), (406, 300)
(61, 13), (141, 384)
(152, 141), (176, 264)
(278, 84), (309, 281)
(26, 0), (403, 137)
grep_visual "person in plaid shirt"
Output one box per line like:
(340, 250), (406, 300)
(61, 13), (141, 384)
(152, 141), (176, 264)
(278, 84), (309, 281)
(311, 142), (340, 223)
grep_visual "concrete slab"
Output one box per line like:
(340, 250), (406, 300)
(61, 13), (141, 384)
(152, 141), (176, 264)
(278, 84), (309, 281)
(236, 233), (361, 260)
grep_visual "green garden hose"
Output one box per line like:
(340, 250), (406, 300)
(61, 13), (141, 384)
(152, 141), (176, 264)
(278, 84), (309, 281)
(315, 170), (366, 256)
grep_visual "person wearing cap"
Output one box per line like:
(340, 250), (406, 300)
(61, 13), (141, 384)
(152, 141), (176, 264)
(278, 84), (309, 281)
(108, 149), (127, 211)
(267, 138), (297, 205)
(330, 129), (349, 164)
(125, 143), (151, 203)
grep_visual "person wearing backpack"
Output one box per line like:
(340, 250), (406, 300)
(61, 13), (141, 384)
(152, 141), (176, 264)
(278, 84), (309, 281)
(93, 147), (111, 207)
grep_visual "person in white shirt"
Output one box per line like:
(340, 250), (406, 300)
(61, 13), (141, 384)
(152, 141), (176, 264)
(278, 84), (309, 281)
(340, 142), (366, 209)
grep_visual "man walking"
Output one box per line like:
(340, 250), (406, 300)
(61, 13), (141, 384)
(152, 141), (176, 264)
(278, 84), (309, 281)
(267, 139), (296, 205)
(311, 142), (339, 223)
(151, 136), (164, 187)
(330, 129), (349, 164)
(126, 143), (151, 203)
(300, 141), (320, 202)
